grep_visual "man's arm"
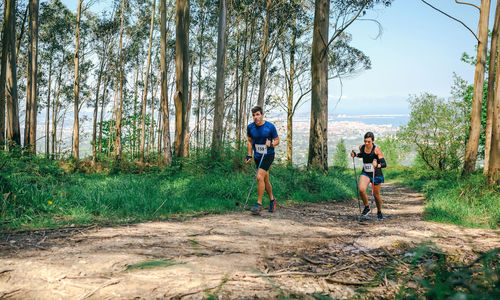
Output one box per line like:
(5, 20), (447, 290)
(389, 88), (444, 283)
(246, 137), (253, 163)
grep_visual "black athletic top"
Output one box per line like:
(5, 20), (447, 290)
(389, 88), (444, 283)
(359, 144), (383, 177)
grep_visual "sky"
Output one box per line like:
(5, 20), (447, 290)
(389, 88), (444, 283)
(326, 0), (495, 115)
(61, 0), (495, 116)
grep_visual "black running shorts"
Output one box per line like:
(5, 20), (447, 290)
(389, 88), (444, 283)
(254, 153), (275, 171)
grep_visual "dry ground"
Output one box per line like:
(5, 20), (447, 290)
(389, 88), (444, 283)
(0, 183), (498, 299)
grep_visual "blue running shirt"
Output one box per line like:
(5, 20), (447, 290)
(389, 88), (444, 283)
(247, 121), (278, 158)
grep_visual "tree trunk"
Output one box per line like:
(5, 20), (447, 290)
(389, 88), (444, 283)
(286, 14), (296, 165)
(45, 58), (52, 157)
(0, 0), (8, 148)
(140, 0), (156, 162)
(72, 0), (83, 159)
(25, 0), (39, 153)
(151, 78), (160, 154)
(463, 0), (491, 175)
(115, 0), (126, 161)
(52, 65), (63, 156)
(92, 52), (106, 162)
(489, 3), (500, 185)
(240, 14), (255, 140)
(212, 0), (227, 153)
(148, 74), (160, 158)
(195, 14), (205, 151)
(485, 1), (500, 174)
(5, 0), (21, 146)
(132, 62), (140, 158)
(308, 0), (329, 171)
(161, 0), (172, 164)
(257, 0), (271, 108)
(98, 75), (109, 157)
(174, 0), (190, 157)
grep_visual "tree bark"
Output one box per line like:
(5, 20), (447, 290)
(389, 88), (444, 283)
(485, 1), (500, 174)
(463, 0), (491, 175)
(140, 0), (156, 162)
(52, 65), (63, 156)
(161, 0), (172, 164)
(174, 0), (190, 157)
(72, 0), (83, 159)
(5, 0), (21, 146)
(489, 3), (500, 185)
(286, 14), (296, 165)
(257, 0), (271, 108)
(212, 0), (227, 154)
(115, 0), (126, 161)
(45, 58), (52, 157)
(25, 0), (39, 153)
(308, 0), (329, 171)
(98, 75), (109, 157)
(92, 52), (106, 162)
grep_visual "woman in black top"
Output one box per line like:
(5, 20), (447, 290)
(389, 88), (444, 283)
(350, 132), (387, 220)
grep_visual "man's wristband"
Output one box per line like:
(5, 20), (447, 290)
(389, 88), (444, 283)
(246, 155), (252, 161)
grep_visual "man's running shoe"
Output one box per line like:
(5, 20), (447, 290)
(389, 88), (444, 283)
(269, 197), (277, 213)
(377, 211), (384, 220)
(251, 203), (262, 215)
(361, 206), (371, 217)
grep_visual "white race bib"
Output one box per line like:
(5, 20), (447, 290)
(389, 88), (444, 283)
(255, 144), (268, 154)
(363, 163), (374, 173)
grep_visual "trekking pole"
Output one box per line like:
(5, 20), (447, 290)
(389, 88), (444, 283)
(236, 152), (266, 209)
(371, 159), (376, 206)
(352, 154), (361, 214)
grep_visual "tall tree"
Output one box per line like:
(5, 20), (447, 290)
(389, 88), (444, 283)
(72, 0), (83, 159)
(485, 1), (500, 174)
(211, 0), (227, 153)
(463, 0), (491, 175)
(4, 0), (21, 146)
(24, 0), (39, 153)
(489, 2), (500, 185)
(308, 0), (329, 170)
(115, 0), (126, 161)
(174, 0), (190, 157)
(140, 0), (156, 162)
(161, 0), (172, 164)
(256, 0), (271, 108)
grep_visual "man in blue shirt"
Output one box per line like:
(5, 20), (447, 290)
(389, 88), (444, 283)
(246, 106), (280, 215)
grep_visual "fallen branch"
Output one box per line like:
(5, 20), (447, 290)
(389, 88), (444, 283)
(79, 280), (120, 300)
(248, 264), (354, 278)
(170, 285), (218, 299)
(381, 247), (408, 266)
(152, 198), (168, 216)
(325, 278), (369, 285)
(188, 227), (214, 237)
(0, 289), (21, 298)
(300, 255), (323, 265)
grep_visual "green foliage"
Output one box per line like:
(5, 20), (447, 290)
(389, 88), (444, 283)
(376, 135), (408, 166)
(332, 138), (348, 169)
(386, 168), (500, 229)
(0, 149), (355, 231)
(396, 243), (500, 299)
(398, 93), (469, 171)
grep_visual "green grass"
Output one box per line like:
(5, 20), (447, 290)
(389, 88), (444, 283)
(385, 167), (500, 229)
(0, 151), (357, 231)
(126, 259), (183, 270)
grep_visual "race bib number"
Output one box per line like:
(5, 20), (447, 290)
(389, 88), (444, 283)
(363, 163), (374, 173)
(255, 144), (267, 154)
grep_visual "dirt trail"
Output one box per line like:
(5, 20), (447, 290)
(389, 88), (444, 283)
(0, 183), (498, 299)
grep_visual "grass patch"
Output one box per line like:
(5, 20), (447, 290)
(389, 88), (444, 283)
(386, 167), (500, 229)
(125, 259), (182, 270)
(0, 150), (357, 231)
